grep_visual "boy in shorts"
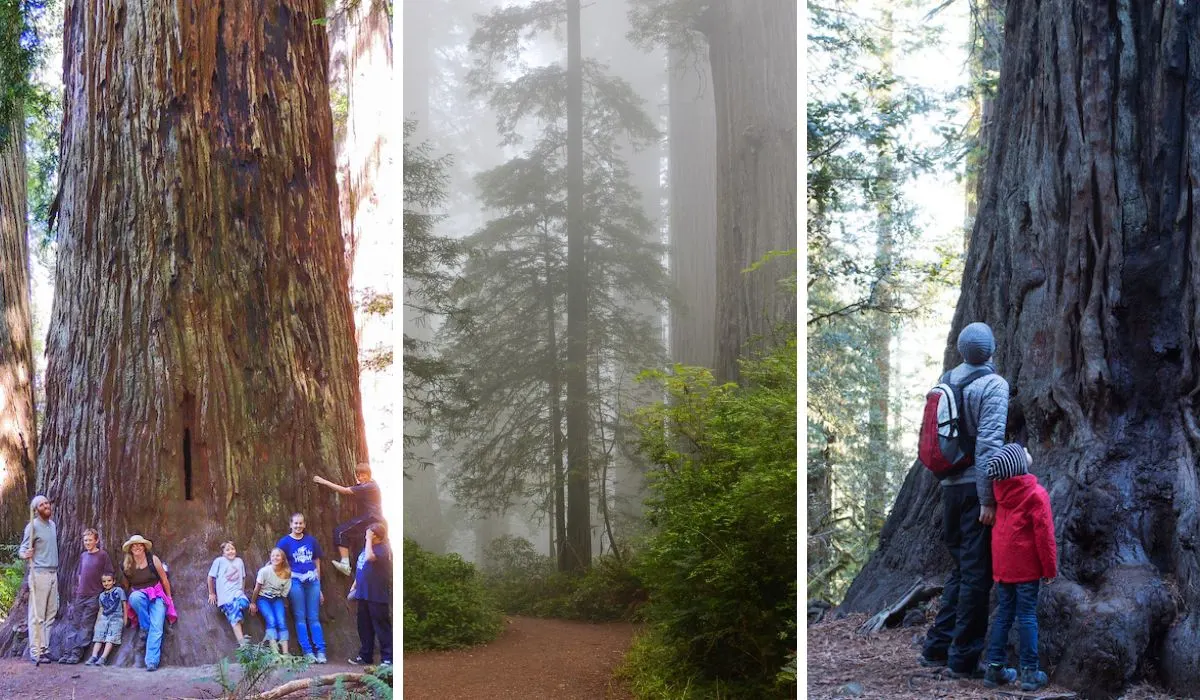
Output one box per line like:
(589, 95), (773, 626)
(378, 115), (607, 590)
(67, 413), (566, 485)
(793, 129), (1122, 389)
(86, 574), (127, 665)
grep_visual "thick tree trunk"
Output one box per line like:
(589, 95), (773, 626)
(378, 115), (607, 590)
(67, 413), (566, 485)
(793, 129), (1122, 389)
(964, 0), (1004, 251)
(667, 47), (717, 371)
(0, 113), (36, 543)
(704, 0), (797, 383)
(844, 2), (1200, 697)
(564, 0), (591, 572)
(0, 0), (367, 666)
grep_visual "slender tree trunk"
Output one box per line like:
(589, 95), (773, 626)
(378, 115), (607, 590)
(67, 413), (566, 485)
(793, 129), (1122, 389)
(963, 0), (1003, 251)
(865, 7), (895, 539)
(564, 0), (591, 572)
(0, 0), (365, 665)
(542, 237), (567, 571)
(668, 47), (717, 370)
(844, 2), (1200, 697)
(703, 0), (797, 383)
(0, 113), (36, 543)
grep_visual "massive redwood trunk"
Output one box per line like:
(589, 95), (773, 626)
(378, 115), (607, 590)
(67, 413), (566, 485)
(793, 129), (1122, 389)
(703, 0), (797, 383)
(842, 2), (1200, 697)
(0, 0), (367, 666)
(0, 113), (36, 544)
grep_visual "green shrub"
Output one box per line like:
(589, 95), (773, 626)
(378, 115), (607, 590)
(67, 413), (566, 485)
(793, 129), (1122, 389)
(480, 535), (557, 614)
(627, 334), (797, 698)
(0, 559), (24, 617)
(403, 537), (503, 651)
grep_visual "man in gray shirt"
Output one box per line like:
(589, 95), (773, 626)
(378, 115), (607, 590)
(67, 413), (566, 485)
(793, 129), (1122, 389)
(18, 495), (59, 665)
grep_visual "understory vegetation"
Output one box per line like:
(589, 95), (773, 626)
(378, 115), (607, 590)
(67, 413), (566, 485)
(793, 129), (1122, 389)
(402, 538), (504, 651)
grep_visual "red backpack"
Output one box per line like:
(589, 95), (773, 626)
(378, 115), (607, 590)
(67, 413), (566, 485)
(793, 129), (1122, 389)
(918, 368), (992, 478)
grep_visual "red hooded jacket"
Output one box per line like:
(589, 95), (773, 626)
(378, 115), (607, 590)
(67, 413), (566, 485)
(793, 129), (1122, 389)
(992, 473), (1057, 583)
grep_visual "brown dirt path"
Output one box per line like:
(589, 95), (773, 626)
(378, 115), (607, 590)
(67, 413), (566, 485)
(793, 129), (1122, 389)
(0, 656), (372, 699)
(403, 615), (637, 700)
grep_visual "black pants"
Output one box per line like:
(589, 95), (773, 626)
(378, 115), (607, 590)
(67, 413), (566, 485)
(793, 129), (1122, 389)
(357, 600), (392, 663)
(335, 514), (379, 549)
(923, 482), (993, 673)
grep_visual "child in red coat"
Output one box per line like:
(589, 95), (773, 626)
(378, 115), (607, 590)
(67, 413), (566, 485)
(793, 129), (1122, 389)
(982, 443), (1056, 692)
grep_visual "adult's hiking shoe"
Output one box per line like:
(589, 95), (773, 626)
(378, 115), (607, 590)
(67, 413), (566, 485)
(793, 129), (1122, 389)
(984, 664), (1017, 688)
(946, 664), (985, 679)
(918, 654), (947, 668)
(1021, 667), (1049, 692)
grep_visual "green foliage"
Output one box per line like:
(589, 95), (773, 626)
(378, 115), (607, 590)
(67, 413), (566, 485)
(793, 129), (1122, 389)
(329, 664), (394, 700)
(0, 558), (25, 616)
(480, 536), (645, 622)
(201, 642), (310, 700)
(402, 537), (503, 651)
(0, 0), (43, 146)
(626, 337), (797, 698)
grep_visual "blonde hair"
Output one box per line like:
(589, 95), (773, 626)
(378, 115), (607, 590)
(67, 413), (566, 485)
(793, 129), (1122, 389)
(123, 544), (152, 577)
(29, 495), (48, 523)
(270, 547), (291, 579)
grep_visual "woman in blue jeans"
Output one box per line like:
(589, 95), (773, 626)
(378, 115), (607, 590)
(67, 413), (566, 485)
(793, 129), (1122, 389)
(276, 513), (327, 663)
(122, 534), (175, 672)
(250, 548), (292, 653)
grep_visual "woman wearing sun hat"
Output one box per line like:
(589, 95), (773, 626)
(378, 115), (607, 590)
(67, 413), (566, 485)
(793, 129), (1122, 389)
(121, 534), (177, 671)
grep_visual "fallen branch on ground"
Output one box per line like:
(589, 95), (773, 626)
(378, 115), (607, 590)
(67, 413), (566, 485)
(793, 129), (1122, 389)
(858, 579), (943, 635)
(181, 672), (375, 700)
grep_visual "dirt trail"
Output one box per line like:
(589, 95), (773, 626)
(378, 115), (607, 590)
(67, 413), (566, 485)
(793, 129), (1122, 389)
(0, 656), (371, 699)
(403, 615), (637, 700)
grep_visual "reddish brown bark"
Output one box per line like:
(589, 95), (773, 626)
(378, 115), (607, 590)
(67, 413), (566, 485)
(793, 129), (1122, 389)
(0, 113), (36, 544)
(0, 0), (369, 666)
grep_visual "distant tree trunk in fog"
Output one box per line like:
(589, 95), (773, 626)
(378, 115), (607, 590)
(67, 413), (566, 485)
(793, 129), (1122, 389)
(473, 514), (508, 566)
(843, 3), (1200, 697)
(865, 7), (895, 538)
(668, 47), (717, 371)
(963, 0), (1003, 251)
(0, 0), (365, 664)
(703, 0), (797, 382)
(0, 113), (36, 543)
(542, 239), (568, 571)
(564, 0), (592, 572)
(401, 0), (447, 552)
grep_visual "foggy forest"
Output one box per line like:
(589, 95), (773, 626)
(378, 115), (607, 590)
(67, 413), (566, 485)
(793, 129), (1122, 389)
(402, 0), (797, 698)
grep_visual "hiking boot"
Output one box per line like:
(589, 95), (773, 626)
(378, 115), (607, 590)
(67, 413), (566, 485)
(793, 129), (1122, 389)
(919, 654), (947, 668)
(1021, 667), (1048, 691)
(983, 664), (1017, 688)
(946, 664), (985, 680)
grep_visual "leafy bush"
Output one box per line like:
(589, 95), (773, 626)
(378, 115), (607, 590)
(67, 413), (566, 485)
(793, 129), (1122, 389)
(403, 537), (503, 651)
(0, 558), (24, 617)
(627, 334), (797, 698)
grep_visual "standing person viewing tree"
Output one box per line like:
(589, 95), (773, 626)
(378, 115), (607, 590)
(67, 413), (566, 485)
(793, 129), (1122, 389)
(18, 496), (59, 666)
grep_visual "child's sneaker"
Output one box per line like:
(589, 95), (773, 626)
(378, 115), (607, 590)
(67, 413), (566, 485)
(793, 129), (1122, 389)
(983, 663), (1017, 688)
(95, 657), (107, 666)
(84, 656), (99, 666)
(303, 653), (317, 663)
(315, 652), (328, 664)
(347, 655), (368, 666)
(1020, 667), (1049, 691)
(332, 558), (351, 576)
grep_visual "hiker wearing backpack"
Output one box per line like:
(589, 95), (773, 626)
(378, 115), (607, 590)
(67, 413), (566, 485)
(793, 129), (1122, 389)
(918, 321), (1009, 678)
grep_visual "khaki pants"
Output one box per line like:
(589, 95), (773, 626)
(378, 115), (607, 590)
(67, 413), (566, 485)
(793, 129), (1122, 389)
(27, 568), (59, 658)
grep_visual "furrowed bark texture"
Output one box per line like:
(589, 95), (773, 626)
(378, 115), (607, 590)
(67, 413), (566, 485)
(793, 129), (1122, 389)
(0, 0), (368, 666)
(842, 2), (1200, 697)
(705, 0), (797, 383)
(667, 47), (717, 372)
(0, 114), (37, 543)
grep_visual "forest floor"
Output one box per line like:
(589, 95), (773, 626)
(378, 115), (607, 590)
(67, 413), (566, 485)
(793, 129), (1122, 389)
(808, 613), (1177, 700)
(403, 615), (638, 699)
(0, 655), (371, 699)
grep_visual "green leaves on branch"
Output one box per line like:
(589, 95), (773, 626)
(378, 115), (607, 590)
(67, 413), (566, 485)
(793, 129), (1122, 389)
(402, 538), (503, 651)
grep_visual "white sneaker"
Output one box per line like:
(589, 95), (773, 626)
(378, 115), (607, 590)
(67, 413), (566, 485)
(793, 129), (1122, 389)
(331, 559), (351, 576)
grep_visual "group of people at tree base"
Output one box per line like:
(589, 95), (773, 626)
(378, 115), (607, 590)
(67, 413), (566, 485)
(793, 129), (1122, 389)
(17, 462), (392, 671)
(917, 322), (1058, 692)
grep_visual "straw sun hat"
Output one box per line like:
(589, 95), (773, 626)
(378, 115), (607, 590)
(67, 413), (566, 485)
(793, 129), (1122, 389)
(122, 534), (153, 552)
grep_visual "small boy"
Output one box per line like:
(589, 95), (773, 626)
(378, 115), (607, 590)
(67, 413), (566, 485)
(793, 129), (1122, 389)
(207, 541), (251, 648)
(983, 443), (1057, 691)
(86, 574), (127, 666)
(347, 522), (392, 667)
(313, 463), (384, 575)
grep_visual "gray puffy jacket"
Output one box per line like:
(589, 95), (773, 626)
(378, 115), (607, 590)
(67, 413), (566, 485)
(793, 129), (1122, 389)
(938, 361), (1009, 507)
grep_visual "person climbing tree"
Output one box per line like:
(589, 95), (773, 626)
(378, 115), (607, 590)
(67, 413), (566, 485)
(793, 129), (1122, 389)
(313, 463), (384, 576)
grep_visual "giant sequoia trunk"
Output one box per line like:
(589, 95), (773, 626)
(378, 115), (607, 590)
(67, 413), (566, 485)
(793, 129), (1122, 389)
(841, 2), (1200, 696)
(0, 0), (367, 666)
(703, 0), (797, 383)
(0, 114), (36, 543)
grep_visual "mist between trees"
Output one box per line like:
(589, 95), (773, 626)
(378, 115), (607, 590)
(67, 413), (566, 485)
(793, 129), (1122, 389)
(402, 0), (796, 697)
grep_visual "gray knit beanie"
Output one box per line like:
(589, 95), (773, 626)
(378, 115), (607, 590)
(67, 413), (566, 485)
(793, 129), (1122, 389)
(986, 443), (1029, 481)
(957, 322), (995, 365)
